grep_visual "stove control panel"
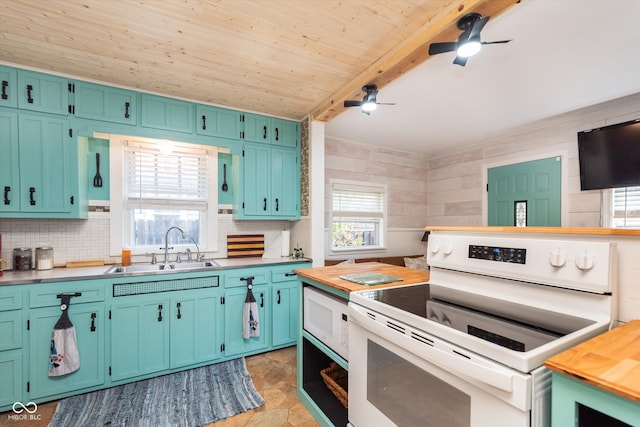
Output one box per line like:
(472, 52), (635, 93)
(468, 245), (526, 264)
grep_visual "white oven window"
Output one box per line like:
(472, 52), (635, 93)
(367, 339), (470, 427)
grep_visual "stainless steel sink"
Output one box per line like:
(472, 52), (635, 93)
(105, 260), (218, 275)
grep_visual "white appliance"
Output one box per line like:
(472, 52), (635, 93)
(348, 232), (616, 427)
(303, 286), (349, 360)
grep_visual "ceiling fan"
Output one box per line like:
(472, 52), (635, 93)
(428, 13), (511, 66)
(343, 84), (395, 114)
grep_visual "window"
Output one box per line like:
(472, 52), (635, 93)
(109, 136), (219, 256)
(331, 181), (387, 251)
(612, 186), (640, 228)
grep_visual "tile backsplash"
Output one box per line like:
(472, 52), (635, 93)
(0, 215), (291, 267)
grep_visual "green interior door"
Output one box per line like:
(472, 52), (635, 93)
(488, 157), (561, 226)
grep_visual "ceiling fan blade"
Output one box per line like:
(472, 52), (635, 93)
(469, 15), (489, 39)
(428, 42), (458, 55)
(481, 39), (512, 45)
(453, 55), (468, 67)
(344, 100), (362, 108)
(376, 102), (396, 106)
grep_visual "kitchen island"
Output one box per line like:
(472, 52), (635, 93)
(293, 262), (429, 427)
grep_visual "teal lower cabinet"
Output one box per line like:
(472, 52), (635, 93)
(271, 265), (300, 347)
(169, 293), (222, 368)
(28, 303), (105, 400)
(0, 349), (23, 408)
(223, 285), (269, 357)
(551, 372), (640, 427)
(110, 297), (170, 381)
(0, 297), (25, 408)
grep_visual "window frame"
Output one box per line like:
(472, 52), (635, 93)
(107, 134), (220, 257)
(329, 179), (388, 253)
(609, 186), (640, 229)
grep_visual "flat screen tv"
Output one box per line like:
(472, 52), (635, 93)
(577, 119), (640, 190)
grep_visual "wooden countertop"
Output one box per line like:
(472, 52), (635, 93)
(293, 262), (430, 293)
(425, 226), (640, 236)
(544, 320), (640, 403)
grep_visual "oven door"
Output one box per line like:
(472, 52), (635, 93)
(348, 302), (534, 427)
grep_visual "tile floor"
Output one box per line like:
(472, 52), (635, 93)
(0, 346), (319, 427)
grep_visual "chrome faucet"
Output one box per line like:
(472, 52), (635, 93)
(163, 226), (186, 266)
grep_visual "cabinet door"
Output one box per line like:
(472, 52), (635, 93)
(223, 286), (268, 357)
(170, 294), (221, 368)
(271, 147), (298, 217)
(271, 119), (298, 148)
(18, 70), (69, 115)
(243, 113), (271, 143)
(18, 114), (70, 213)
(0, 111), (20, 212)
(0, 65), (18, 108)
(141, 94), (193, 133)
(0, 350), (24, 409)
(110, 298), (170, 381)
(272, 283), (298, 347)
(196, 105), (242, 139)
(74, 82), (136, 125)
(242, 143), (271, 215)
(28, 304), (105, 400)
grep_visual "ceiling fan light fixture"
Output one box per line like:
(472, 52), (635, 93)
(457, 39), (481, 58)
(362, 101), (377, 113)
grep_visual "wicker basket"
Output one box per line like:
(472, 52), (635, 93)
(320, 362), (348, 408)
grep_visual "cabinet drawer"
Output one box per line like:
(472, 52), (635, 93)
(0, 287), (23, 311)
(0, 311), (22, 351)
(224, 269), (269, 288)
(29, 282), (105, 308)
(271, 265), (302, 283)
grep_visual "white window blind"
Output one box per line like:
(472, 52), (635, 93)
(124, 141), (208, 208)
(612, 186), (640, 228)
(332, 184), (384, 218)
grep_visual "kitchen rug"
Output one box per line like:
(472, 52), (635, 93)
(49, 358), (264, 427)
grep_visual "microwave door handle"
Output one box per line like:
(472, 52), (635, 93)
(422, 345), (514, 392)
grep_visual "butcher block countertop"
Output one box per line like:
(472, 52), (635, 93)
(544, 320), (640, 403)
(293, 262), (430, 293)
(425, 226), (640, 236)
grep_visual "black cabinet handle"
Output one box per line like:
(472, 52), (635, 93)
(260, 293), (264, 308)
(263, 125), (267, 140)
(27, 84), (34, 104)
(29, 187), (36, 206)
(70, 195), (74, 205)
(277, 290), (281, 304)
(125, 102), (130, 119)
(201, 115), (206, 130)
(275, 198), (279, 211)
(263, 198), (267, 211)
(90, 313), (96, 332)
(158, 304), (163, 322)
(1, 80), (8, 100)
(3, 186), (10, 205)
(285, 272), (296, 277)
(275, 127), (279, 141)
(176, 302), (182, 319)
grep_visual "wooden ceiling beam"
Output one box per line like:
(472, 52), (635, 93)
(311, 0), (521, 122)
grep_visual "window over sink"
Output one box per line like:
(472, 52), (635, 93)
(107, 134), (222, 257)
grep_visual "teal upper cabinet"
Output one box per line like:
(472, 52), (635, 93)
(74, 82), (136, 125)
(141, 94), (193, 133)
(0, 66), (18, 108)
(196, 104), (242, 140)
(17, 70), (70, 115)
(236, 143), (299, 219)
(0, 111), (20, 212)
(242, 113), (299, 148)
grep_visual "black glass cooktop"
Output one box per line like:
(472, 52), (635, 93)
(358, 283), (595, 352)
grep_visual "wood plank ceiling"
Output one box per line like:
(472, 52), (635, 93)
(0, 0), (518, 122)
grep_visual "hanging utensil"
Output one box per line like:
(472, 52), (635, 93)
(93, 153), (103, 187)
(222, 163), (228, 192)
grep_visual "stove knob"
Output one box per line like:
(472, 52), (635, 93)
(430, 242), (440, 255)
(549, 248), (566, 267)
(442, 242), (453, 256)
(576, 251), (595, 271)
(441, 314), (452, 326)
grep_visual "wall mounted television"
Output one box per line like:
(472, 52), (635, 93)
(577, 119), (640, 191)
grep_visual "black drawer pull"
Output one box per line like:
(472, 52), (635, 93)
(125, 102), (130, 119)
(263, 198), (267, 211)
(2, 80), (8, 100)
(202, 115), (206, 130)
(27, 84), (34, 103)
(284, 272), (296, 277)
(275, 127), (279, 141)
(3, 186), (10, 205)
(158, 304), (163, 322)
(277, 290), (281, 304)
(90, 313), (97, 332)
(29, 187), (36, 205)
(177, 302), (182, 319)
(263, 125), (267, 139)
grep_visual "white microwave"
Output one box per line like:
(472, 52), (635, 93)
(303, 286), (349, 360)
